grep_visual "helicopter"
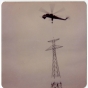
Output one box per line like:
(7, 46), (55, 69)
(40, 6), (69, 23)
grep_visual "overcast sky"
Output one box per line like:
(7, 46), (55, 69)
(2, 2), (86, 88)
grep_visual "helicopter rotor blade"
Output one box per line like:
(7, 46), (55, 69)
(50, 4), (55, 14)
(54, 8), (65, 14)
(40, 8), (49, 13)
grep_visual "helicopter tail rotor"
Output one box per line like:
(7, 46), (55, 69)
(66, 17), (69, 19)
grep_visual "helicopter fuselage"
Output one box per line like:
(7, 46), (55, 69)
(42, 14), (58, 19)
(42, 13), (69, 23)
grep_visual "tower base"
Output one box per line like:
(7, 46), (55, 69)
(51, 82), (62, 88)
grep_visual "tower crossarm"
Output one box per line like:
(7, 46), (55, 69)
(46, 38), (62, 51)
(54, 45), (63, 49)
(46, 45), (63, 51)
(48, 38), (60, 42)
(46, 46), (52, 51)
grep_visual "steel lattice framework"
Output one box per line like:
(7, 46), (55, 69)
(46, 38), (63, 88)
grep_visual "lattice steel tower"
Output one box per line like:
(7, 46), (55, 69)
(46, 38), (63, 88)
